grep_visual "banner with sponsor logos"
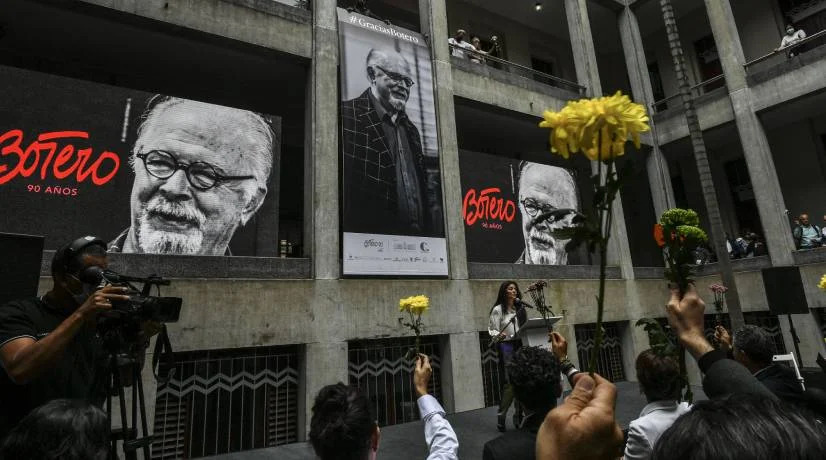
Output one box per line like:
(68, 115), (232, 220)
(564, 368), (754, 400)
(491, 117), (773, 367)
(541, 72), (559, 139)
(459, 150), (587, 265)
(0, 65), (281, 256)
(338, 8), (447, 276)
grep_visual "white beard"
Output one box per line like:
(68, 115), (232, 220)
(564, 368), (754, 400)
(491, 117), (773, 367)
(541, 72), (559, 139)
(527, 243), (568, 265)
(136, 197), (205, 255)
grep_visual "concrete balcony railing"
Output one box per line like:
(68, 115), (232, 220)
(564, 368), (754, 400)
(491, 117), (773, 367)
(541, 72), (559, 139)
(651, 74), (726, 114)
(448, 43), (586, 96)
(744, 29), (826, 81)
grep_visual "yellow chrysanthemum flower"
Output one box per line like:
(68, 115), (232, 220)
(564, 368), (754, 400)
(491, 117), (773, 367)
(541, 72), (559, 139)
(539, 91), (650, 162)
(399, 295), (430, 315)
(818, 274), (826, 291)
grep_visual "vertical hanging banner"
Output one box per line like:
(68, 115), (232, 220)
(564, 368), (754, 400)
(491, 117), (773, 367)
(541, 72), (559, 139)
(338, 9), (447, 276)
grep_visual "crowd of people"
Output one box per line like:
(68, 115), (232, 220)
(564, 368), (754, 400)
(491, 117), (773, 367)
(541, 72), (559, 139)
(3, 244), (826, 459)
(447, 29), (501, 65)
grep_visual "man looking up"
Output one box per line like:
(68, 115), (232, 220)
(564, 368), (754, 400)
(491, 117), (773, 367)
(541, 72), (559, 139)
(110, 96), (274, 255)
(0, 236), (129, 438)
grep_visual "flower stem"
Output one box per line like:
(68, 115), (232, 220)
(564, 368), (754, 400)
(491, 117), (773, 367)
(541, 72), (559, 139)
(589, 145), (613, 376)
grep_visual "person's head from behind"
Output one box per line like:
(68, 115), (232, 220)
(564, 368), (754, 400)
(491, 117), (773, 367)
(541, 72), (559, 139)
(652, 395), (826, 459)
(310, 383), (378, 460)
(0, 399), (109, 460)
(128, 96), (273, 255)
(494, 280), (521, 308)
(732, 325), (775, 372)
(636, 349), (681, 403)
(507, 346), (562, 414)
(51, 236), (108, 308)
(517, 162), (579, 265)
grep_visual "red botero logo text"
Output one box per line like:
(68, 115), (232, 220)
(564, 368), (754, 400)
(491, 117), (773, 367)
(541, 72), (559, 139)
(0, 130), (121, 186)
(462, 187), (516, 226)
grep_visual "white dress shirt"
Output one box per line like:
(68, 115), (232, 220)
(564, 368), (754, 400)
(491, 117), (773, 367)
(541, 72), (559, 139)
(417, 394), (459, 460)
(624, 400), (690, 460)
(488, 304), (519, 339)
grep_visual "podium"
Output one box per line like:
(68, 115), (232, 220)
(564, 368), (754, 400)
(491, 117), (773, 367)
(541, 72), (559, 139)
(516, 317), (562, 347)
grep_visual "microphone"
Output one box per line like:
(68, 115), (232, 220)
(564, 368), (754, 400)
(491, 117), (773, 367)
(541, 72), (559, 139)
(515, 298), (535, 309)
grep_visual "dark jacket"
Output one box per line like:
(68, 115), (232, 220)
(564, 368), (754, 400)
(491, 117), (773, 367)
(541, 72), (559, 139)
(482, 411), (546, 460)
(340, 89), (439, 236)
(699, 350), (776, 400)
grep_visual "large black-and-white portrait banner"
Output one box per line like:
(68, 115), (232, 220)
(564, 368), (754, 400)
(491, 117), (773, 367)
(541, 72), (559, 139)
(338, 9), (447, 276)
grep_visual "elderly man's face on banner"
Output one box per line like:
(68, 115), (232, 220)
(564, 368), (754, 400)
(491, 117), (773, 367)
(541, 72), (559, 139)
(368, 51), (414, 113)
(128, 99), (271, 255)
(518, 163), (579, 265)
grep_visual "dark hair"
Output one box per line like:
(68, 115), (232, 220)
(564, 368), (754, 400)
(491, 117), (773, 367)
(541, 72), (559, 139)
(0, 399), (109, 460)
(491, 281), (526, 327)
(636, 350), (681, 402)
(653, 395), (826, 460)
(310, 383), (376, 460)
(51, 240), (107, 279)
(507, 346), (562, 411)
(733, 325), (775, 365)
(493, 281), (522, 309)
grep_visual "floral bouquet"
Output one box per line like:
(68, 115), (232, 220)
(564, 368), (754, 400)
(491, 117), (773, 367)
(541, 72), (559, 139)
(654, 208), (708, 294)
(539, 91), (650, 375)
(399, 295), (429, 360)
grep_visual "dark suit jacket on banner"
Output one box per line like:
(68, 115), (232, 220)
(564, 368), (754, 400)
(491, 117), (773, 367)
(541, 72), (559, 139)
(341, 89), (438, 236)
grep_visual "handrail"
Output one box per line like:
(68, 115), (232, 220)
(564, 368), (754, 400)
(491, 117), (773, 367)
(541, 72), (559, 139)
(448, 43), (586, 94)
(651, 74), (726, 111)
(744, 29), (826, 68)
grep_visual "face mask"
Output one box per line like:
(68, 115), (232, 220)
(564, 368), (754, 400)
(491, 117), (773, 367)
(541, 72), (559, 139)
(68, 274), (98, 306)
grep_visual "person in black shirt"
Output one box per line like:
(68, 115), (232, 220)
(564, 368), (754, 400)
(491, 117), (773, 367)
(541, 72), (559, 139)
(0, 236), (129, 438)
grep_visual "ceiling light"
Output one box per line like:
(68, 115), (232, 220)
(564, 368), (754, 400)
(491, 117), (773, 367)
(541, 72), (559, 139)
(535, 2), (543, 11)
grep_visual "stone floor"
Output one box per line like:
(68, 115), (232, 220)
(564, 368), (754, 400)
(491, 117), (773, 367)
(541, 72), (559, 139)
(206, 382), (707, 460)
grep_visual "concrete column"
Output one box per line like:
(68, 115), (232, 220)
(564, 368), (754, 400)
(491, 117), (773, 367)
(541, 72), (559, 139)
(301, 342), (349, 437)
(420, 0), (469, 280)
(618, 6), (675, 218)
(564, 0), (634, 278)
(305, 0), (341, 279)
(702, 0), (796, 266)
(439, 332), (484, 412)
(564, 0), (601, 97)
(779, 313), (826, 367)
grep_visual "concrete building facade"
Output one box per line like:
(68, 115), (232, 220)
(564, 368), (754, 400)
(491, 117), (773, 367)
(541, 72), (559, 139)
(3, 0), (826, 456)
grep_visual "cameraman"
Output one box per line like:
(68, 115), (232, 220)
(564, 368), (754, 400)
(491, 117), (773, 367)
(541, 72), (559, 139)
(0, 236), (128, 438)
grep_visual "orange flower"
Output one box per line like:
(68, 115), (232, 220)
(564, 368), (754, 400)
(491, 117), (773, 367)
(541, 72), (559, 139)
(653, 224), (666, 247)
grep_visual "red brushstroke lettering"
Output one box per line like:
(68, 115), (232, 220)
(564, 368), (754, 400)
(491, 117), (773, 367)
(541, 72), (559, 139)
(463, 187), (516, 226)
(0, 130), (120, 186)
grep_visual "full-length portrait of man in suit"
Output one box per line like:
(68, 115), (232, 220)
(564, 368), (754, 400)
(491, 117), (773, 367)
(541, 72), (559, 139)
(341, 48), (440, 236)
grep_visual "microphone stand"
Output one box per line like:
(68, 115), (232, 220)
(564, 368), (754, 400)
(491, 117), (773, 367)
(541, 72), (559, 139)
(489, 303), (528, 349)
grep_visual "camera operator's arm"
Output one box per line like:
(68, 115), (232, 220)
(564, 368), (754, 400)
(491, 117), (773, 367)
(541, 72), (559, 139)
(0, 286), (127, 384)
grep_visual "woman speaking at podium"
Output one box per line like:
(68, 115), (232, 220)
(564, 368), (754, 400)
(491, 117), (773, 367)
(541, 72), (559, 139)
(488, 281), (527, 432)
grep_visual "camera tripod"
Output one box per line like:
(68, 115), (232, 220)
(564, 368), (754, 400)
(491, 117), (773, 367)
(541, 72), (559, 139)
(102, 339), (153, 460)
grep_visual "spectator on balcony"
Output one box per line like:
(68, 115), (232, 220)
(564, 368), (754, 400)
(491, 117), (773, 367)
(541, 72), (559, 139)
(776, 24), (807, 57)
(792, 213), (821, 249)
(469, 36), (487, 64)
(448, 29), (475, 59)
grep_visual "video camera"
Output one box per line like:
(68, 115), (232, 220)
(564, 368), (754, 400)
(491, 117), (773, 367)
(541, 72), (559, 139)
(79, 266), (181, 323)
